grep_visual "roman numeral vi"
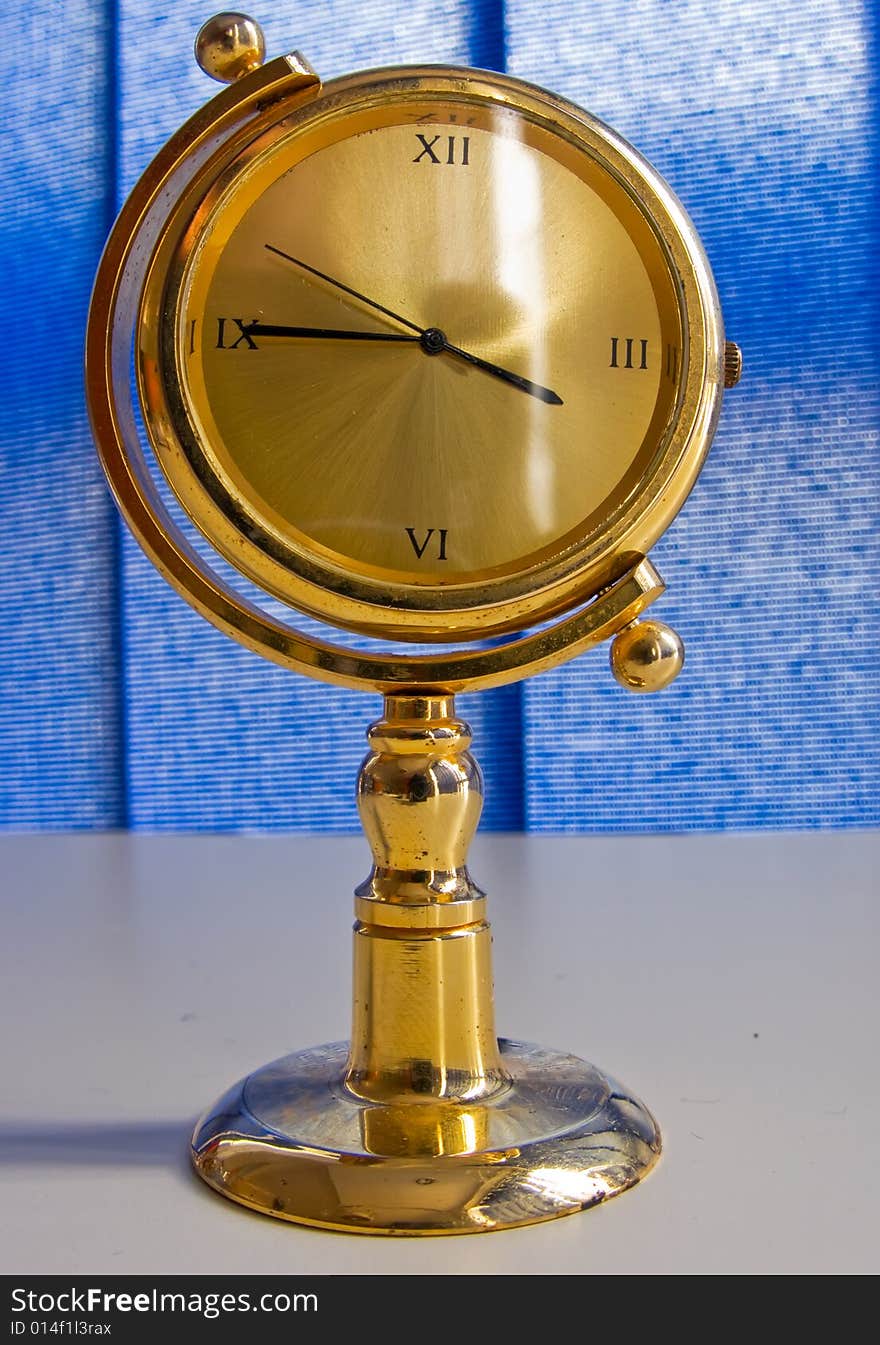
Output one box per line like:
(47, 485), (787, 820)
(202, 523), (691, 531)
(406, 527), (448, 560)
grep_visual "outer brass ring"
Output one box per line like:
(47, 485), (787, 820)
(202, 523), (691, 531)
(85, 57), (687, 690)
(140, 67), (722, 642)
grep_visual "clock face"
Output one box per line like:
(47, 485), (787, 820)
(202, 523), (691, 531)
(141, 71), (719, 638)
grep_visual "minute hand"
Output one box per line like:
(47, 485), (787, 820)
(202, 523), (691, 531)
(265, 243), (564, 406)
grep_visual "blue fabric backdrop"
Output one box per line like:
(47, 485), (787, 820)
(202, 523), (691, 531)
(1, 0), (877, 832)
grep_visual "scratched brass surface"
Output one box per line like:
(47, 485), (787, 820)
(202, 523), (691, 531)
(191, 1041), (660, 1234)
(349, 695), (503, 1104)
(191, 694), (660, 1232)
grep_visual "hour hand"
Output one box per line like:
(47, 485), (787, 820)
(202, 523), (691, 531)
(244, 323), (420, 343)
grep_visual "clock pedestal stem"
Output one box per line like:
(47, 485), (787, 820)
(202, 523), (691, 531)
(191, 693), (662, 1232)
(346, 694), (508, 1153)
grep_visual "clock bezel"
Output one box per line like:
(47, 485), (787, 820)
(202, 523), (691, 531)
(137, 65), (725, 642)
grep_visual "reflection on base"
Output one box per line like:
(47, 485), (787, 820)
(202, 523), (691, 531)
(191, 1039), (660, 1235)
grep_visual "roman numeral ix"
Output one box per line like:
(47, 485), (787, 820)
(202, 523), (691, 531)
(216, 317), (259, 350)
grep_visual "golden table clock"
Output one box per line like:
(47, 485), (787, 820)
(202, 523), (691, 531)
(86, 12), (742, 1235)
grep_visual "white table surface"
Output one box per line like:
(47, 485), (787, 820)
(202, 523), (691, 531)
(1, 830), (877, 1275)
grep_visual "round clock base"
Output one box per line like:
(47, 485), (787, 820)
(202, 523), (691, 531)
(191, 1039), (661, 1235)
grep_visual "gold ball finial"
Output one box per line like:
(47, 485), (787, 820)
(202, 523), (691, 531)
(195, 13), (266, 83)
(610, 619), (684, 693)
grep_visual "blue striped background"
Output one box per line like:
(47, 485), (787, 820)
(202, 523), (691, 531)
(1, 0), (877, 832)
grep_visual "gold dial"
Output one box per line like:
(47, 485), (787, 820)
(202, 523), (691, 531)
(137, 67), (724, 640)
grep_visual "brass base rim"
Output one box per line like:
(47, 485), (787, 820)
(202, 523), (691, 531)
(191, 1039), (661, 1235)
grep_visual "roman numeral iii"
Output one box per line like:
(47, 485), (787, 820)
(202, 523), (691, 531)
(609, 337), (648, 370)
